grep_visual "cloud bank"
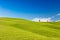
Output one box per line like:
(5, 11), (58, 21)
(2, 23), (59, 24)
(32, 13), (60, 22)
(57, 13), (60, 16)
(32, 18), (52, 22)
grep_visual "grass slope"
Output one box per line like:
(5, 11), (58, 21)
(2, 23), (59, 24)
(0, 17), (60, 40)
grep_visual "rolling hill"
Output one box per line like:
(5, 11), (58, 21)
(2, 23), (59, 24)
(0, 17), (60, 40)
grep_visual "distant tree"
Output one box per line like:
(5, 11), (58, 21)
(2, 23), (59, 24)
(47, 20), (48, 22)
(39, 20), (40, 22)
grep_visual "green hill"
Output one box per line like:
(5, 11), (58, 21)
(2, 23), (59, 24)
(0, 17), (60, 40)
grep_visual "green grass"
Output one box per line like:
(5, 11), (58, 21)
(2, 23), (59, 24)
(0, 17), (60, 40)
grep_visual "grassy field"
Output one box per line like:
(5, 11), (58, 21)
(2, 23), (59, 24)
(0, 17), (60, 40)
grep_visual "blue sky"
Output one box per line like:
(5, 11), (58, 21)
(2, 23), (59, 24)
(0, 0), (60, 20)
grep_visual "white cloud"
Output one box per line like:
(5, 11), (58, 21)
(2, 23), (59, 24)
(32, 17), (52, 22)
(57, 13), (60, 16)
(56, 20), (60, 22)
(51, 13), (60, 19)
(32, 18), (40, 22)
